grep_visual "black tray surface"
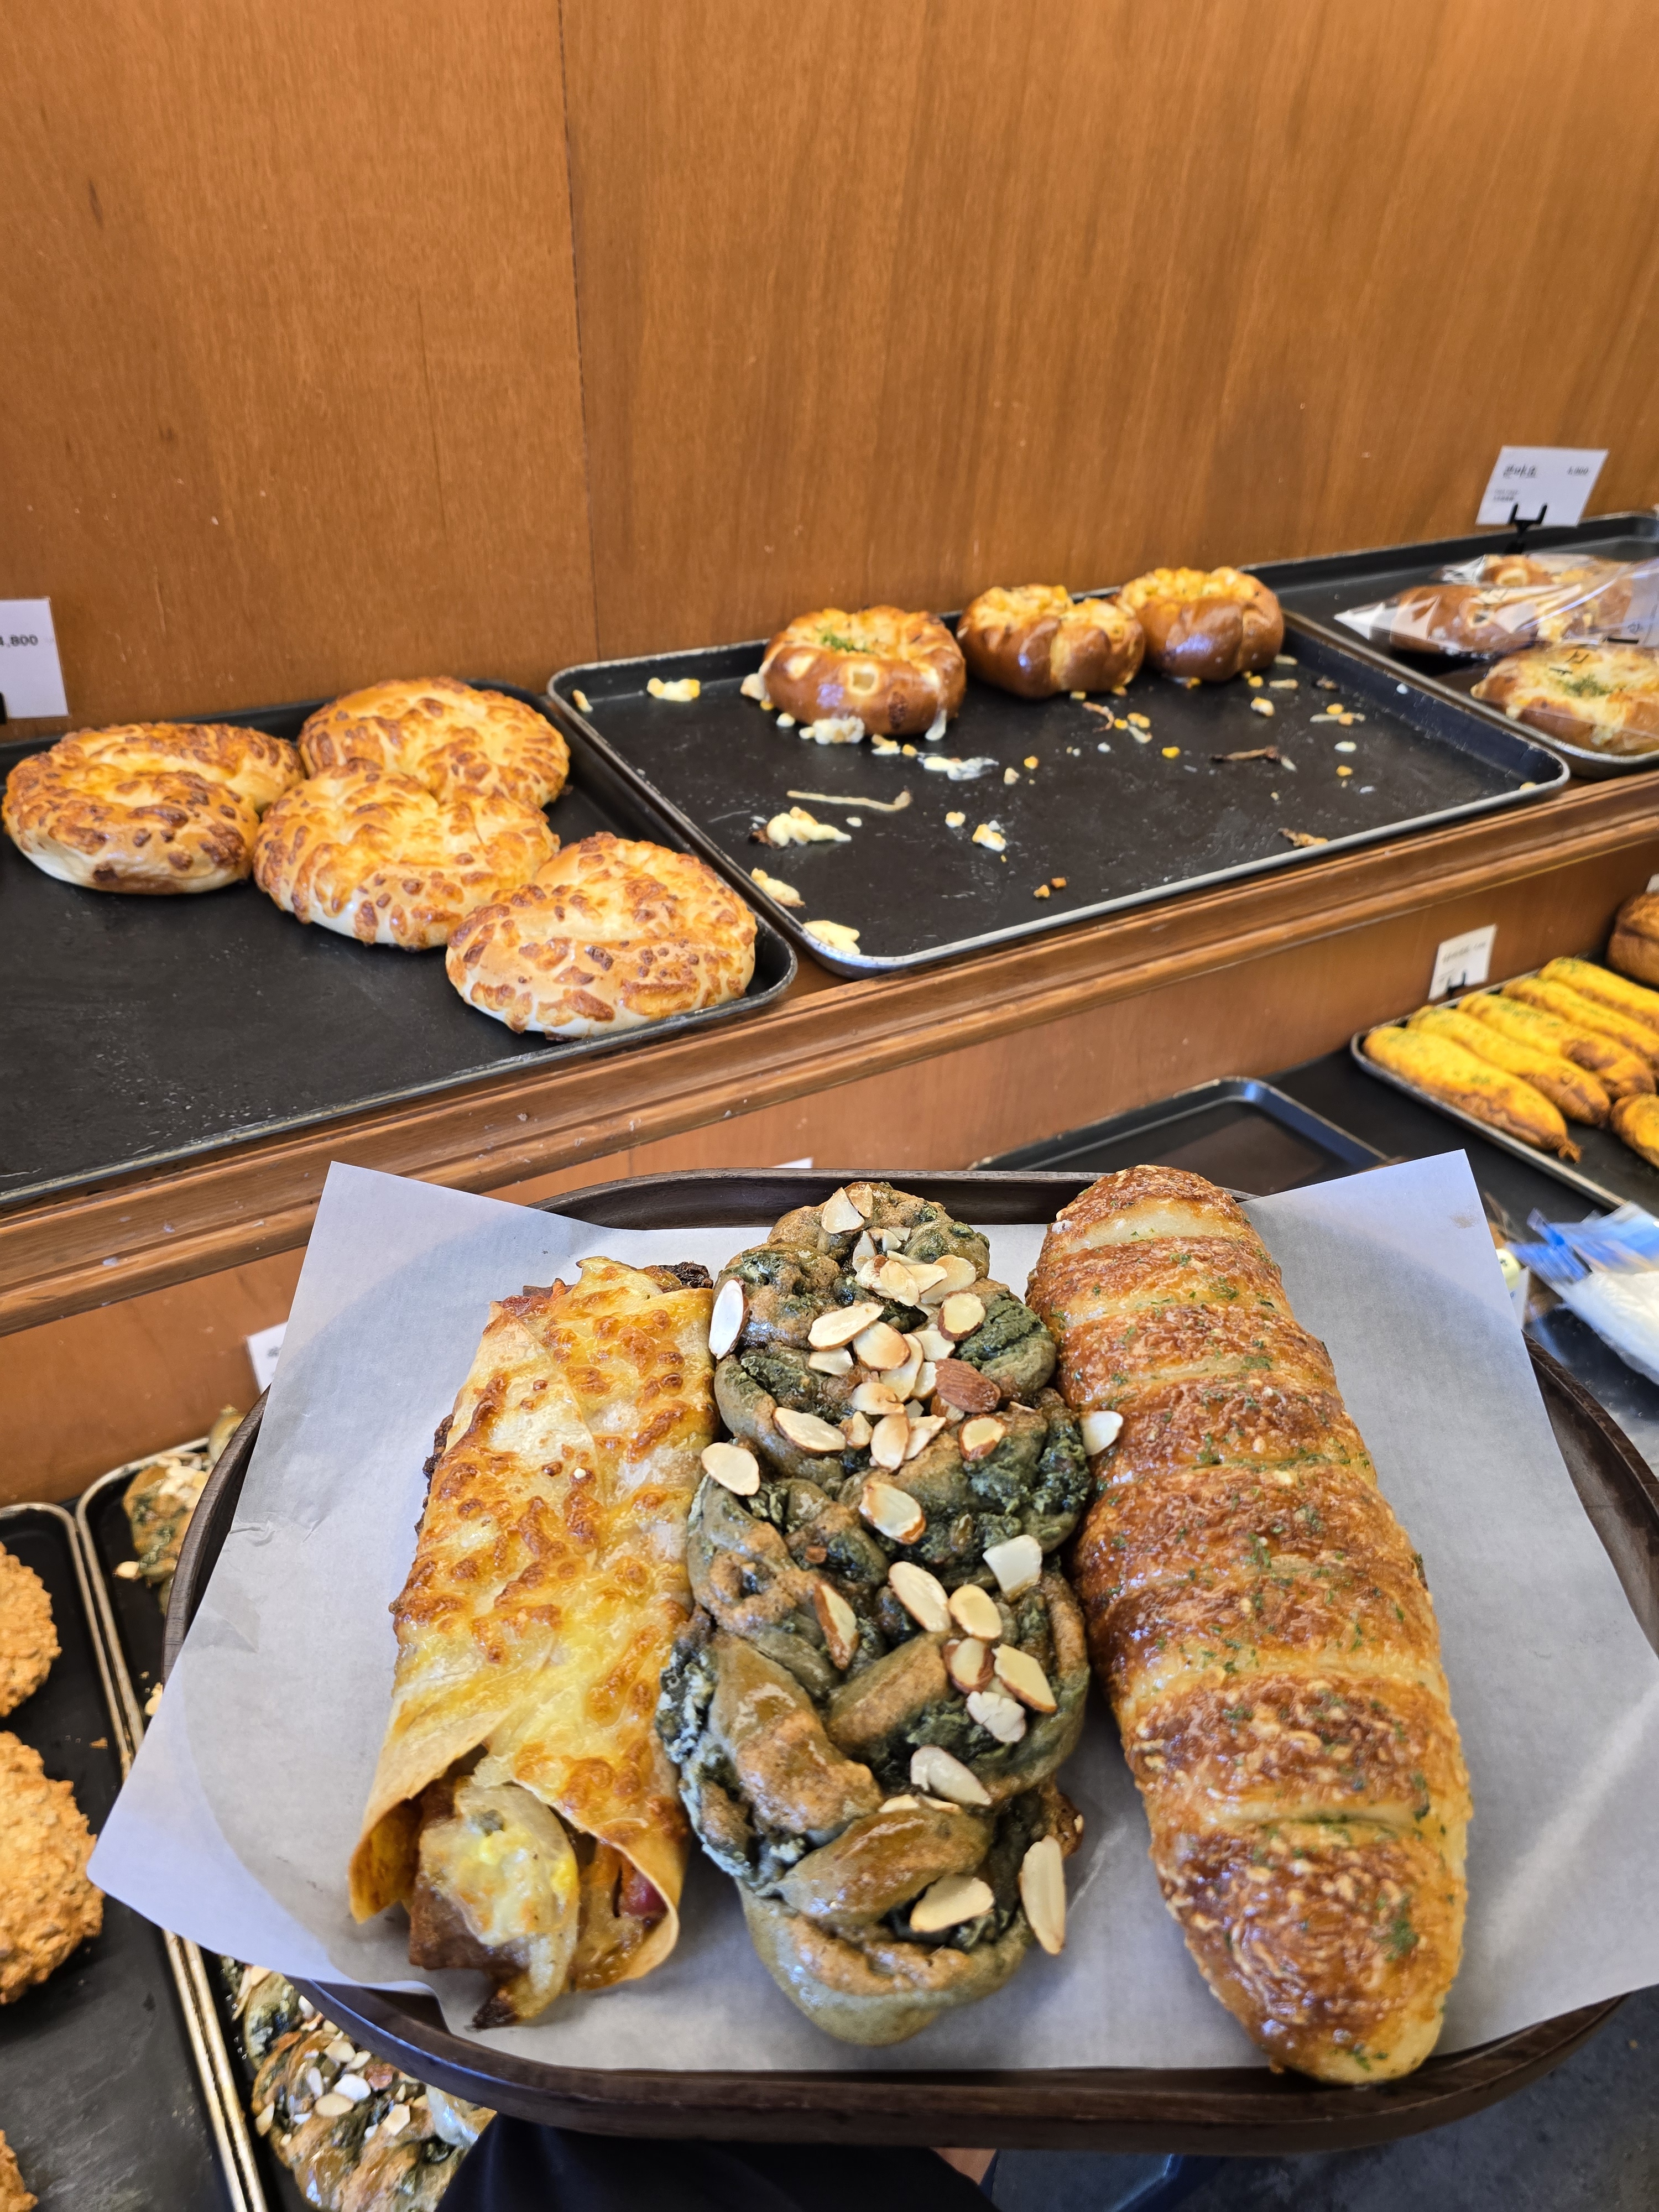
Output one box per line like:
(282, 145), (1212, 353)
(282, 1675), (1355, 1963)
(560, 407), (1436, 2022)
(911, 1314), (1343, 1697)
(1252, 513), (1659, 779)
(164, 1171), (1647, 2154)
(0, 682), (794, 1213)
(0, 1503), (236, 2210)
(549, 624), (1562, 978)
(975, 1077), (1385, 1192)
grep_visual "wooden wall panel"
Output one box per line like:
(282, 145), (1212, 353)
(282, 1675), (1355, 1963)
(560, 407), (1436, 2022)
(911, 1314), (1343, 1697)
(563, 0), (1659, 658)
(0, 0), (594, 728)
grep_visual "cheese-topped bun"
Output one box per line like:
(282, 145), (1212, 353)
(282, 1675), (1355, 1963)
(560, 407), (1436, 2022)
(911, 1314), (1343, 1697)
(3, 723), (301, 894)
(759, 607), (966, 737)
(254, 762), (556, 949)
(447, 833), (756, 1036)
(957, 585), (1145, 698)
(299, 676), (570, 808)
(1116, 568), (1285, 682)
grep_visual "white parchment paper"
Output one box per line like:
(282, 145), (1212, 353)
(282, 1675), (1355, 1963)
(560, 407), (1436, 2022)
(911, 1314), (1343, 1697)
(93, 1156), (1659, 2072)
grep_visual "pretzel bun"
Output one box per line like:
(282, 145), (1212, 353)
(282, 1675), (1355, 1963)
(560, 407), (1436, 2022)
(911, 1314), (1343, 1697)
(957, 585), (1145, 698)
(253, 762), (556, 949)
(1610, 893), (1659, 989)
(299, 676), (570, 808)
(1117, 568), (1285, 682)
(447, 833), (755, 1036)
(3, 723), (301, 893)
(759, 607), (966, 735)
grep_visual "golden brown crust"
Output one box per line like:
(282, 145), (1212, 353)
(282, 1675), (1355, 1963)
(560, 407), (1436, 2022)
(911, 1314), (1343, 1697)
(1408, 1004), (1610, 1126)
(956, 585), (1145, 698)
(1115, 570), (1284, 682)
(1609, 894), (1659, 990)
(1502, 974), (1659, 1066)
(0, 1732), (103, 2003)
(0, 1548), (57, 1720)
(1472, 644), (1659, 757)
(760, 607), (967, 735)
(0, 2129), (34, 2212)
(253, 763), (556, 950)
(1363, 1025), (1579, 1159)
(446, 833), (756, 1036)
(299, 677), (570, 808)
(1612, 1092), (1659, 1167)
(1032, 1165), (1469, 2083)
(2, 723), (301, 894)
(1460, 990), (1655, 1097)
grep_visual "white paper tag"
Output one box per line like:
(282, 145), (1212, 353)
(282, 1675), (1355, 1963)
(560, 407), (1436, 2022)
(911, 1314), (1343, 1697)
(0, 599), (68, 720)
(1477, 447), (1607, 530)
(245, 1322), (287, 1392)
(1431, 924), (1496, 999)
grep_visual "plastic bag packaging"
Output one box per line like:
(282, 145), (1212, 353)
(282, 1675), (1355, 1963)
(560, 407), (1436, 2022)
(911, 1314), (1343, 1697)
(1335, 554), (1659, 659)
(1510, 1203), (1659, 1384)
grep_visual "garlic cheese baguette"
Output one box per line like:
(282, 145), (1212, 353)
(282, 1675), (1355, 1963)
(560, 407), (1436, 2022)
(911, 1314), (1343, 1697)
(1406, 1004), (1609, 1125)
(1031, 1167), (1470, 2084)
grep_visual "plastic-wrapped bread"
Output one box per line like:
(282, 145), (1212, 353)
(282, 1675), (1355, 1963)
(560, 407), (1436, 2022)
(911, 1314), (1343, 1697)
(1030, 1166), (1470, 2083)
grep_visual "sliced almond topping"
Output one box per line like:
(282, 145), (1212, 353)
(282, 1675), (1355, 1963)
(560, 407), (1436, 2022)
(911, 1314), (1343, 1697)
(846, 1182), (875, 1216)
(959, 1415), (1006, 1460)
(708, 1278), (746, 1358)
(889, 1559), (951, 1632)
(775, 1406), (847, 1454)
(1020, 1835), (1067, 1955)
(313, 2093), (355, 2119)
(821, 1188), (867, 1235)
(933, 1358), (1000, 1413)
(1081, 1409), (1124, 1455)
(904, 1413), (948, 1460)
(916, 1326), (954, 1362)
(939, 1292), (987, 1339)
(853, 1319), (909, 1370)
(862, 1476), (925, 1540)
(701, 1441), (760, 1495)
(948, 1583), (1004, 1641)
(868, 1413), (912, 1474)
(967, 1688), (1027, 1744)
(813, 1581), (860, 1669)
(881, 1794), (920, 1811)
(915, 1360), (937, 1397)
(880, 1337), (924, 1401)
(945, 1636), (994, 1693)
(852, 1231), (877, 1265)
(809, 1300), (884, 1349)
(909, 1744), (992, 1806)
(919, 1254), (979, 1304)
(808, 1347), (854, 1375)
(984, 1532), (1044, 1597)
(381, 2103), (412, 2140)
(909, 1872), (995, 1934)
(994, 1644), (1057, 1713)
(873, 1258), (921, 1304)
(906, 1261), (948, 1295)
(843, 1411), (873, 1449)
(851, 1380), (904, 1417)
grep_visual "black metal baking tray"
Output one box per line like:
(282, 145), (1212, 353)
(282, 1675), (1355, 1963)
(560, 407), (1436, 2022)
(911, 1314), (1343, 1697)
(1251, 512), (1659, 781)
(164, 1170), (1644, 2155)
(973, 1076), (1386, 1191)
(547, 625), (1564, 978)
(1353, 975), (1659, 1214)
(0, 683), (795, 1213)
(0, 1500), (256, 2210)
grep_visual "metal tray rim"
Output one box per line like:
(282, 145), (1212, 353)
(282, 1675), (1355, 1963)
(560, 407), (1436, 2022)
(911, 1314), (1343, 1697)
(971, 1074), (1387, 1174)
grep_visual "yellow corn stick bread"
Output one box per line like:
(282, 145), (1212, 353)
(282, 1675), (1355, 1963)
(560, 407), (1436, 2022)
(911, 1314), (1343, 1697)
(1363, 1025), (1579, 1159)
(1407, 1005), (1609, 1125)
(1612, 1093), (1659, 1167)
(1539, 956), (1659, 1032)
(1460, 992), (1655, 1098)
(1502, 975), (1659, 1065)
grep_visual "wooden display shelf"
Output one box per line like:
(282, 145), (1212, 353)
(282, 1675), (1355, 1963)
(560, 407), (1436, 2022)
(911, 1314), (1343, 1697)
(5, 773), (1657, 1339)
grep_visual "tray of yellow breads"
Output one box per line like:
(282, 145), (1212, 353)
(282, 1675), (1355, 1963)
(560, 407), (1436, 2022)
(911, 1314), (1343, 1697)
(1355, 898), (1659, 1212)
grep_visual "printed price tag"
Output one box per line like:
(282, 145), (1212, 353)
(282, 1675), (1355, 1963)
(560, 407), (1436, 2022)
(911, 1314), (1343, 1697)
(1477, 447), (1607, 530)
(0, 599), (68, 719)
(1430, 925), (1496, 999)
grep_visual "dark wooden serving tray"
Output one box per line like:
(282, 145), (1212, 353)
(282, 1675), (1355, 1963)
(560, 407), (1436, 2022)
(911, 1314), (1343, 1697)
(164, 1170), (1658, 2154)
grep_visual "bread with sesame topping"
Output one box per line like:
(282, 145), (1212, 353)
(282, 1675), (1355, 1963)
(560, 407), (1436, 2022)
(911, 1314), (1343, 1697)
(1031, 1165), (1469, 2083)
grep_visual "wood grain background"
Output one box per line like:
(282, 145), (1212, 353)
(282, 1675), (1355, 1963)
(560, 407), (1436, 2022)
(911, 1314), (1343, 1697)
(3, 0), (1656, 724)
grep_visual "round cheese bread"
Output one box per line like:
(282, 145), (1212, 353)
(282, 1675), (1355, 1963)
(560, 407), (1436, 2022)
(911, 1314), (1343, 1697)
(759, 607), (966, 736)
(1117, 568), (1285, 682)
(3, 723), (301, 893)
(447, 833), (755, 1035)
(957, 584), (1145, 697)
(299, 677), (570, 808)
(254, 762), (557, 950)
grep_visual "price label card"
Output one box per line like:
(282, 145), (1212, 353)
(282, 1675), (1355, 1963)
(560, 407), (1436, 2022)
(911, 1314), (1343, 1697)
(1430, 924), (1496, 1000)
(1477, 447), (1607, 529)
(0, 599), (68, 720)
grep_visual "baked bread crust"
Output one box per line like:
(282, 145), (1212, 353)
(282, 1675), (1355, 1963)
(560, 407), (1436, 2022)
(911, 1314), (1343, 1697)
(0, 1731), (103, 2003)
(1115, 569), (1285, 682)
(253, 763), (556, 950)
(1032, 1167), (1469, 2084)
(3, 723), (301, 893)
(0, 1548), (57, 1720)
(957, 585), (1145, 698)
(760, 607), (966, 735)
(1471, 644), (1659, 756)
(1610, 893), (1659, 990)
(447, 833), (755, 1035)
(299, 677), (569, 809)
